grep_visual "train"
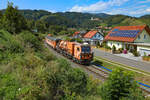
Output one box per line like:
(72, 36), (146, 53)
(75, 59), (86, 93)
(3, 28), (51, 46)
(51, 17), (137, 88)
(45, 35), (94, 65)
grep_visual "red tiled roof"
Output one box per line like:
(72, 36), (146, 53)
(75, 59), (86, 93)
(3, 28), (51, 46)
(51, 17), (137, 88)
(73, 31), (80, 37)
(105, 25), (150, 42)
(84, 30), (98, 38)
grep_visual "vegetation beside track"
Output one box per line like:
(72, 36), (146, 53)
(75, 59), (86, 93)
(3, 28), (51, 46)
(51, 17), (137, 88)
(0, 3), (102, 100)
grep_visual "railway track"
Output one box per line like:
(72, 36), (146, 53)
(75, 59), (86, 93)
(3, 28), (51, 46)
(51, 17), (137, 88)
(45, 43), (150, 95)
(79, 64), (107, 81)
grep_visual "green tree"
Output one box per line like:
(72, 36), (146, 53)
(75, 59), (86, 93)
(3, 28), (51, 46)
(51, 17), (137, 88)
(0, 11), (2, 18)
(2, 2), (27, 34)
(48, 25), (66, 35)
(59, 30), (67, 35)
(100, 68), (145, 100)
(26, 20), (36, 31)
(0, 11), (2, 29)
(35, 20), (47, 33)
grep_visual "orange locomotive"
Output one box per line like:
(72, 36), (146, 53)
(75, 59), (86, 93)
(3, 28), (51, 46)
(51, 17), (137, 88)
(45, 35), (93, 65)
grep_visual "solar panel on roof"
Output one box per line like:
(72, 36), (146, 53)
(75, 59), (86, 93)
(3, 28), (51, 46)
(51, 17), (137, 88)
(112, 29), (119, 32)
(109, 30), (140, 38)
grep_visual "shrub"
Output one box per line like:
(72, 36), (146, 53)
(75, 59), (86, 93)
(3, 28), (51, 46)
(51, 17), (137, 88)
(106, 46), (111, 50)
(0, 73), (20, 100)
(0, 30), (24, 53)
(118, 48), (124, 53)
(132, 50), (140, 57)
(35, 48), (56, 61)
(64, 36), (71, 41)
(100, 68), (145, 100)
(44, 58), (101, 99)
(96, 42), (100, 48)
(70, 38), (76, 42)
(18, 31), (42, 51)
(112, 45), (116, 51)
(76, 38), (83, 43)
(104, 44), (111, 50)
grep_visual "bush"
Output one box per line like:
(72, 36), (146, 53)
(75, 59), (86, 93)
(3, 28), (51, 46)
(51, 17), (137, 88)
(76, 38), (83, 43)
(68, 38), (83, 43)
(36, 48), (56, 61)
(0, 30), (24, 53)
(44, 58), (101, 99)
(118, 48), (124, 53)
(64, 36), (71, 41)
(18, 31), (42, 51)
(0, 73), (20, 100)
(132, 50), (140, 57)
(100, 68), (145, 100)
(112, 45), (116, 51)
(106, 46), (111, 50)
(104, 44), (111, 50)
(70, 38), (76, 42)
(96, 42), (100, 48)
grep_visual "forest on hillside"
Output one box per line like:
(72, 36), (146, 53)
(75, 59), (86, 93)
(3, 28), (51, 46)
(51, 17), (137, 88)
(0, 2), (148, 100)
(1, 8), (150, 29)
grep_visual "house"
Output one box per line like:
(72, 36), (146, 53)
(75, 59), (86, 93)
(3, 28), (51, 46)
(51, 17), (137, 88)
(83, 30), (104, 46)
(72, 31), (87, 38)
(91, 17), (100, 21)
(105, 25), (150, 56)
(73, 31), (80, 38)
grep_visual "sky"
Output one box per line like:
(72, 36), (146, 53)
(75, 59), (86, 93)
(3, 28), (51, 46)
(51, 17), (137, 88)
(1, 0), (150, 17)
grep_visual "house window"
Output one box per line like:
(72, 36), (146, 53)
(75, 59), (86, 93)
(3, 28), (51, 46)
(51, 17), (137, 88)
(77, 48), (80, 51)
(144, 34), (146, 39)
(118, 43), (120, 46)
(138, 35), (140, 39)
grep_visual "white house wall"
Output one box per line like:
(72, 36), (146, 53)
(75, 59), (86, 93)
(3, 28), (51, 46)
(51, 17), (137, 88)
(92, 33), (104, 40)
(83, 32), (104, 45)
(107, 41), (123, 50)
(137, 45), (150, 56)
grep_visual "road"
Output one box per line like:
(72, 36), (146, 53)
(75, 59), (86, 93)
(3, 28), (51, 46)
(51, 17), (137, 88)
(93, 48), (150, 73)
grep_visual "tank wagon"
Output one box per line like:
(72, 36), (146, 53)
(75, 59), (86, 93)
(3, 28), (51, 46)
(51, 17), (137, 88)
(45, 35), (93, 65)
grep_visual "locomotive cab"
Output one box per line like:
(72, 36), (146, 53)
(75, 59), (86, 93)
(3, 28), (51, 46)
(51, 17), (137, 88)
(74, 43), (93, 65)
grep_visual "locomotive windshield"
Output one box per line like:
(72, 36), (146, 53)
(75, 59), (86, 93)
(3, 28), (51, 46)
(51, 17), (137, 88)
(81, 46), (91, 53)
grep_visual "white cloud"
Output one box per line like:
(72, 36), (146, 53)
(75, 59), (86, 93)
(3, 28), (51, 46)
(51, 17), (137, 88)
(69, 0), (150, 17)
(138, 0), (150, 3)
(146, 8), (150, 12)
(70, 0), (129, 13)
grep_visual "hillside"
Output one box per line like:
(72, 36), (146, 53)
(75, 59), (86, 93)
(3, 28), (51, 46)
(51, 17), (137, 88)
(1, 9), (150, 28)
(100, 15), (147, 27)
(138, 15), (150, 26)
(17, 10), (150, 27)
